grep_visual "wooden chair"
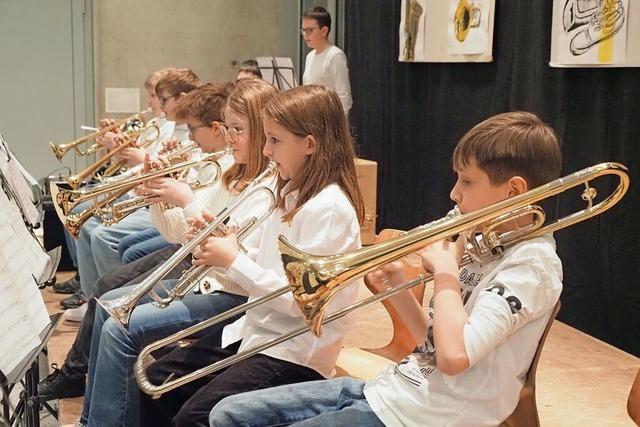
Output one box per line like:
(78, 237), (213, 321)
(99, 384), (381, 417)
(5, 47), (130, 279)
(628, 367), (640, 426)
(500, 301), (561, 427)
(336, 229), (562, 427)
(336, 229), (425, 378)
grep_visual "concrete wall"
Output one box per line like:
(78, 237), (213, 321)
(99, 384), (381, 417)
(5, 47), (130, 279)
(94, 0), (300, 119)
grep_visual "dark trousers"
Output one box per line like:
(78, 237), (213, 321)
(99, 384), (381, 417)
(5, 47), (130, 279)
(140, 329), (324, 427)
(64, 244), (191, 376)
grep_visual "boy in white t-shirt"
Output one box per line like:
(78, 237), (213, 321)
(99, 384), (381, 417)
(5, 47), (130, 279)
(208, 111), (565, 427)
(301, 6), (352, 115)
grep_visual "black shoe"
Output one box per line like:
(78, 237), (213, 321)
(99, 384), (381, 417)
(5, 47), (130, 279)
(53, 273), (81, 294)
(38, 364), (86, 401)
(60, 292), (88, 309)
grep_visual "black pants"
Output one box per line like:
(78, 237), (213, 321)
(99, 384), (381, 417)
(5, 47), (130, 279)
(140, 329), (324, 427)
(63, 244), (192, 376)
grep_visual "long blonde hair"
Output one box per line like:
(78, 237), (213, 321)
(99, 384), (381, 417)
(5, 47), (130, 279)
(222, 78), (278, 192)
(262, 85), (365, 223)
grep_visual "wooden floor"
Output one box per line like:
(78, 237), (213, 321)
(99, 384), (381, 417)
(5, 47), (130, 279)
(42, 273), (639, 426)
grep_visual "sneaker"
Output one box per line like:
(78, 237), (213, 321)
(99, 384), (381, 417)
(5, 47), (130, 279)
(38, 364), (86, 401)
(64, 303), (88, 323)
(60, 292), (88, 309)
(53, 273), (81, 294)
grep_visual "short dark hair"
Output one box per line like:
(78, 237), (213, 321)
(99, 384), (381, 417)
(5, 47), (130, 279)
(452, 111), (563, 188)
(237, 59), (262, 78)
(302, 6), (332, 33)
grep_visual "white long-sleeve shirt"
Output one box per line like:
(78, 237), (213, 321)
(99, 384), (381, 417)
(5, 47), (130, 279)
(303, 45), (353, 115)
(149, 153), (235, 245)
(220, 182), (362, 378)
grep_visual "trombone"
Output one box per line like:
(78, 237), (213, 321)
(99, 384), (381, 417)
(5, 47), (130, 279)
(98, 161), (278, 328)
(49, 108), (153, 161)
(133, 162), (629, 397)
(50, 147), (230, 237)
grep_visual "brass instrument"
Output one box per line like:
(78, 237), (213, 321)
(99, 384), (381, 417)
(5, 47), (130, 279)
(133, 162), (628, 397)
(49, 108), (152, 161)
(98, 161), (278, 328)
(63, 121), (161, 190)
(50, 147), (231, 237)
(96, 146), (215, 226)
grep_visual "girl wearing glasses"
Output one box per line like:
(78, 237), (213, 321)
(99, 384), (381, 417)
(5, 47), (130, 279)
(79, 79), (278, 427)
(139, 84), (365, 427)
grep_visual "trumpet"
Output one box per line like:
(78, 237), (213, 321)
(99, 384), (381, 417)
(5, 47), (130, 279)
(50, 147), (231, 237)
(96, 153), (218, 226)
(49, 108), (152, 161)
(63, 121), (161, 190)
(133, 162), (628, 397)
(98, 161), (278, 328)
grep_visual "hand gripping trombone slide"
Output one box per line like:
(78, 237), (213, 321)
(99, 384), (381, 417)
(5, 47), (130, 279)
(133, 162), (628, 398)
(98, 161), (278, 329)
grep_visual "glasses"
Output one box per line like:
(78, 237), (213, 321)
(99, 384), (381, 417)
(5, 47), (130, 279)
(187, 123), (211, 135)
(158, 93), (178, 106)
(300, 26), (319, 35)
(220, 123), (247, 142)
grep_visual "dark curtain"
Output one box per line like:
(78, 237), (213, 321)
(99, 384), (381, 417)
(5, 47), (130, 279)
(345, 0), (640, 356)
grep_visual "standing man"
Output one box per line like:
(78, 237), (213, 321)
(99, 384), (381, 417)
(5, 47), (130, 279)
(301, 6), (352, 116)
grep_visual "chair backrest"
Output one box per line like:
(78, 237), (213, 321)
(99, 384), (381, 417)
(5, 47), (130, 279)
(528, 301), (561, 386)
(500, 300), (561, 427)
(363, 229), (425, 362)
(628, 367), (640, 425)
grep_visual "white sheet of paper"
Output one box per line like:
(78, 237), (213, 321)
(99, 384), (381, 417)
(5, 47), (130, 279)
(447, 0), (491, 54)
(550, 0), (629, 66)
(0, 190), (49, 279)
(0, 217), (49, 334)
(0, 218), (49, 375)
(0, 150), (41, 226)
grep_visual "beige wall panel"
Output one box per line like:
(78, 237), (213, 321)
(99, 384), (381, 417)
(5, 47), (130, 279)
(95, 0), (298, 119)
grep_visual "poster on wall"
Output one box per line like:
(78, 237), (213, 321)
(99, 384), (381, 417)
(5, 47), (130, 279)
(398, 0), (495, 63)
(550, 0), (630, 66)
(398, 0), (428, 62)
(447, 0), (492, 55)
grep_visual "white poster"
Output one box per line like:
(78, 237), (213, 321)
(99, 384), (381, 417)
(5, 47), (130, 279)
(551, 0), (629, 66)
(399, 0), (428, 62)
(447, 0), (492, 55)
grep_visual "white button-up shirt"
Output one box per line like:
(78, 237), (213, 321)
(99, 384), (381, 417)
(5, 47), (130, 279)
(222, 182), (362, 378)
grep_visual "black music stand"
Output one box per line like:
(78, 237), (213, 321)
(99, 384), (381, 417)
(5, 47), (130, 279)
(256, 57), (298, 91)
(1, 313), (61, 427)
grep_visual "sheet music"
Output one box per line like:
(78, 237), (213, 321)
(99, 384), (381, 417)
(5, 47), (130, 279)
(0, 189), (49, 279)
(0, 218), (49, 375)
(0, 217), (50, 333)
(256, 57), (298, 90)
(0, 134), (41, 226)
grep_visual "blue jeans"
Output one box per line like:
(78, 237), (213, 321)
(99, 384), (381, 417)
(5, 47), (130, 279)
(82, 283), (247, 427)
(118, 227), (169, 264)
(209, 377), (384, 427)
(76, 208), (153, 296)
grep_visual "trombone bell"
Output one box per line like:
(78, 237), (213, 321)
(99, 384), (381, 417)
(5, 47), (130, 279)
(280, 162), (630, 336)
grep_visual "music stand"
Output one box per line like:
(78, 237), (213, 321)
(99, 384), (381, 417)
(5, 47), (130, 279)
(1, 313), (61, 427)
(256, 57), (298, 91)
